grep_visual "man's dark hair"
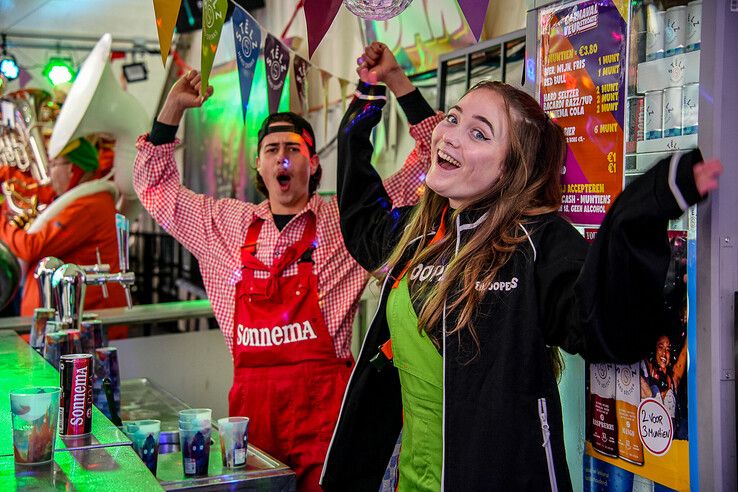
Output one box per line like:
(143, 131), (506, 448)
(255, 112), (322, 198)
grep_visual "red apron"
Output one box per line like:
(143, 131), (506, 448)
(229, 213), (353, 492)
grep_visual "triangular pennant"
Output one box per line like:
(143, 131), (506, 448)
(200, 0), (229, 96)
(18, 67), (32, 88)
(153, 0), (182, 66)
(293, 55), (310, 115)
(320, 69), (332, 137)
(457, 0), (489, 41)
(303, 0), (343, 58)
(338, 78), (350, 113)
(264, 34), (290, 115)
(232, 5), (263, 122)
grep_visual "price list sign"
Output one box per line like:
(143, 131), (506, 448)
(539, 0), (628, 226)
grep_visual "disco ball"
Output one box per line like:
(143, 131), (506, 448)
(343, 0), (414, 21)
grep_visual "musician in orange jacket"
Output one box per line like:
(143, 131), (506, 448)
(0, 137), (128, 337)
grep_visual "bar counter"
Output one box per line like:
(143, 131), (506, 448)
(0, 331), (296, 491)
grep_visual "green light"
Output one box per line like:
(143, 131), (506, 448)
(42, 57), (75, 86)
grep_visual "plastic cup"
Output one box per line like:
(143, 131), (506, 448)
(217, 417), (249, 468)
(9, 387), (61, 465)
(178, 409), (211, 476)
(121, 419), (161, 475)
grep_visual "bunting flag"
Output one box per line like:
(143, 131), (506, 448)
(232, 5), (263, 122)
(338, 78), (350, 113)
(320, 69), (332, 136)
(457, 0), (490, 41)
(18, 68), (32, 88)
(153, 0), (182, 66)
(264, 34), (290, 115)
(200, 0), (229, 96)
(293, 55), (310, 115)
(303, 0), (343, 58)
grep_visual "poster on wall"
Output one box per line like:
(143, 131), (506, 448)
(584, 230), (691, 491)
(538, 0), (627, 226)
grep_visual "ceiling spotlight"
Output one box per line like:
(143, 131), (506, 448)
(43, 57), (76, 86)
(122, 62), (148, 83)
(0, 54), (19, 81)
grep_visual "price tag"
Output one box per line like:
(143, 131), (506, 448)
(638, 398), (674, 456)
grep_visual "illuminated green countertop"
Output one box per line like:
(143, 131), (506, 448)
(0, 332), (131, 456)
(0, 445), (161, 491)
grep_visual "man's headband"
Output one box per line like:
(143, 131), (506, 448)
(258, 123), (315, 154)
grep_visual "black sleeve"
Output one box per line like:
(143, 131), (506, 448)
(337, 82), (416, 272)
(147, 121), (179, 145)
(539, 149), (705, 363)
(396, 88), (435, 125)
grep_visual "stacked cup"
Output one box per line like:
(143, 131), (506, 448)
(178, 409), (212, 476)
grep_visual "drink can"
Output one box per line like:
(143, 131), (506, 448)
(93, 347), (121, 421)
(663, 86), (683, 137)
(645, 6), (665, 61)
(589, 363), (618, 457)
(644, 91), (663, 140)
(615, 363), (644, 465)
(627, 96), (644, 144)
(682, 82), (699, 135)
(59, 353), (94, 436)
(44, 331), (66, 369)
(65, 329), (84, 355)
(664, 6), (687, 56)
(30, 308), (56, 352)
(82, 319), (107, 350)
(686, 1), (701, 52)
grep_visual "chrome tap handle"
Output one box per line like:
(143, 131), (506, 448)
(51, 264), (86, 329)
(95, 248), (109, 299)
(115, 213), (129, 273)
(34, 256), (63, 311)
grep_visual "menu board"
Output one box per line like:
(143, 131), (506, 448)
(539, 0), (628, 226)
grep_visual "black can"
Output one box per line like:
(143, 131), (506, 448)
(59, 353), (94, 436)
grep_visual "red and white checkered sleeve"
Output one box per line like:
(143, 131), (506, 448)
(133, 134), (254, 261)
(382, 112), (444, 208)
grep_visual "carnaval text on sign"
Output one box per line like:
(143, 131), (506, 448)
(539, 0), (627, 226)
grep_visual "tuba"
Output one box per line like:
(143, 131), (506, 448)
(0, 89), (53, 185)
(37, 33), (149, 231)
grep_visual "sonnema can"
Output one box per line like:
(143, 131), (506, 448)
(59, 353), (93, 436)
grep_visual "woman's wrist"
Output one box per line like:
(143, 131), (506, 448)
(384, 67), (414, 98)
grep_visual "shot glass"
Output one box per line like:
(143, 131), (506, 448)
(121, 419), (161, 475)
(217, 417), (249, 468)
(10, 386), (61, 465)
(178, 409), (212, 477)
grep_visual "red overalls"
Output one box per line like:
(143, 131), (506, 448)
(229, 213), (353, 491)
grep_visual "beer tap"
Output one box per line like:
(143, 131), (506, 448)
(35, 256), (112, 311)
(35, 256), (63, 309)
(47, 214), (135, 327)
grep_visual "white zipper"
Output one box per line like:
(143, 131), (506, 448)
(538, 397), (559, 492)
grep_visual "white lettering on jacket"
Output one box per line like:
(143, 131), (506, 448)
(236, 320), (318, 347)
(475, 277), (519, 292)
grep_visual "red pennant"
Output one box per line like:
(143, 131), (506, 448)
(303, 0), (343, 58)
(457, 0), (489, 41)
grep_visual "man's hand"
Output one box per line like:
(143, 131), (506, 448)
(356, 42), (414, 98)
(157, 70), (215, 125)
(693, 158), (722, 196)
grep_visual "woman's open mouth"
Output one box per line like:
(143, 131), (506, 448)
(437, 149), (461, 170)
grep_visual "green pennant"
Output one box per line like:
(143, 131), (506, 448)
(200, 0), (229, 96)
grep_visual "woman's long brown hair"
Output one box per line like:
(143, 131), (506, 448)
(384, 81), (568, 377)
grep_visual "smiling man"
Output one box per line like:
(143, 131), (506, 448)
(133, 54), (441, 492)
